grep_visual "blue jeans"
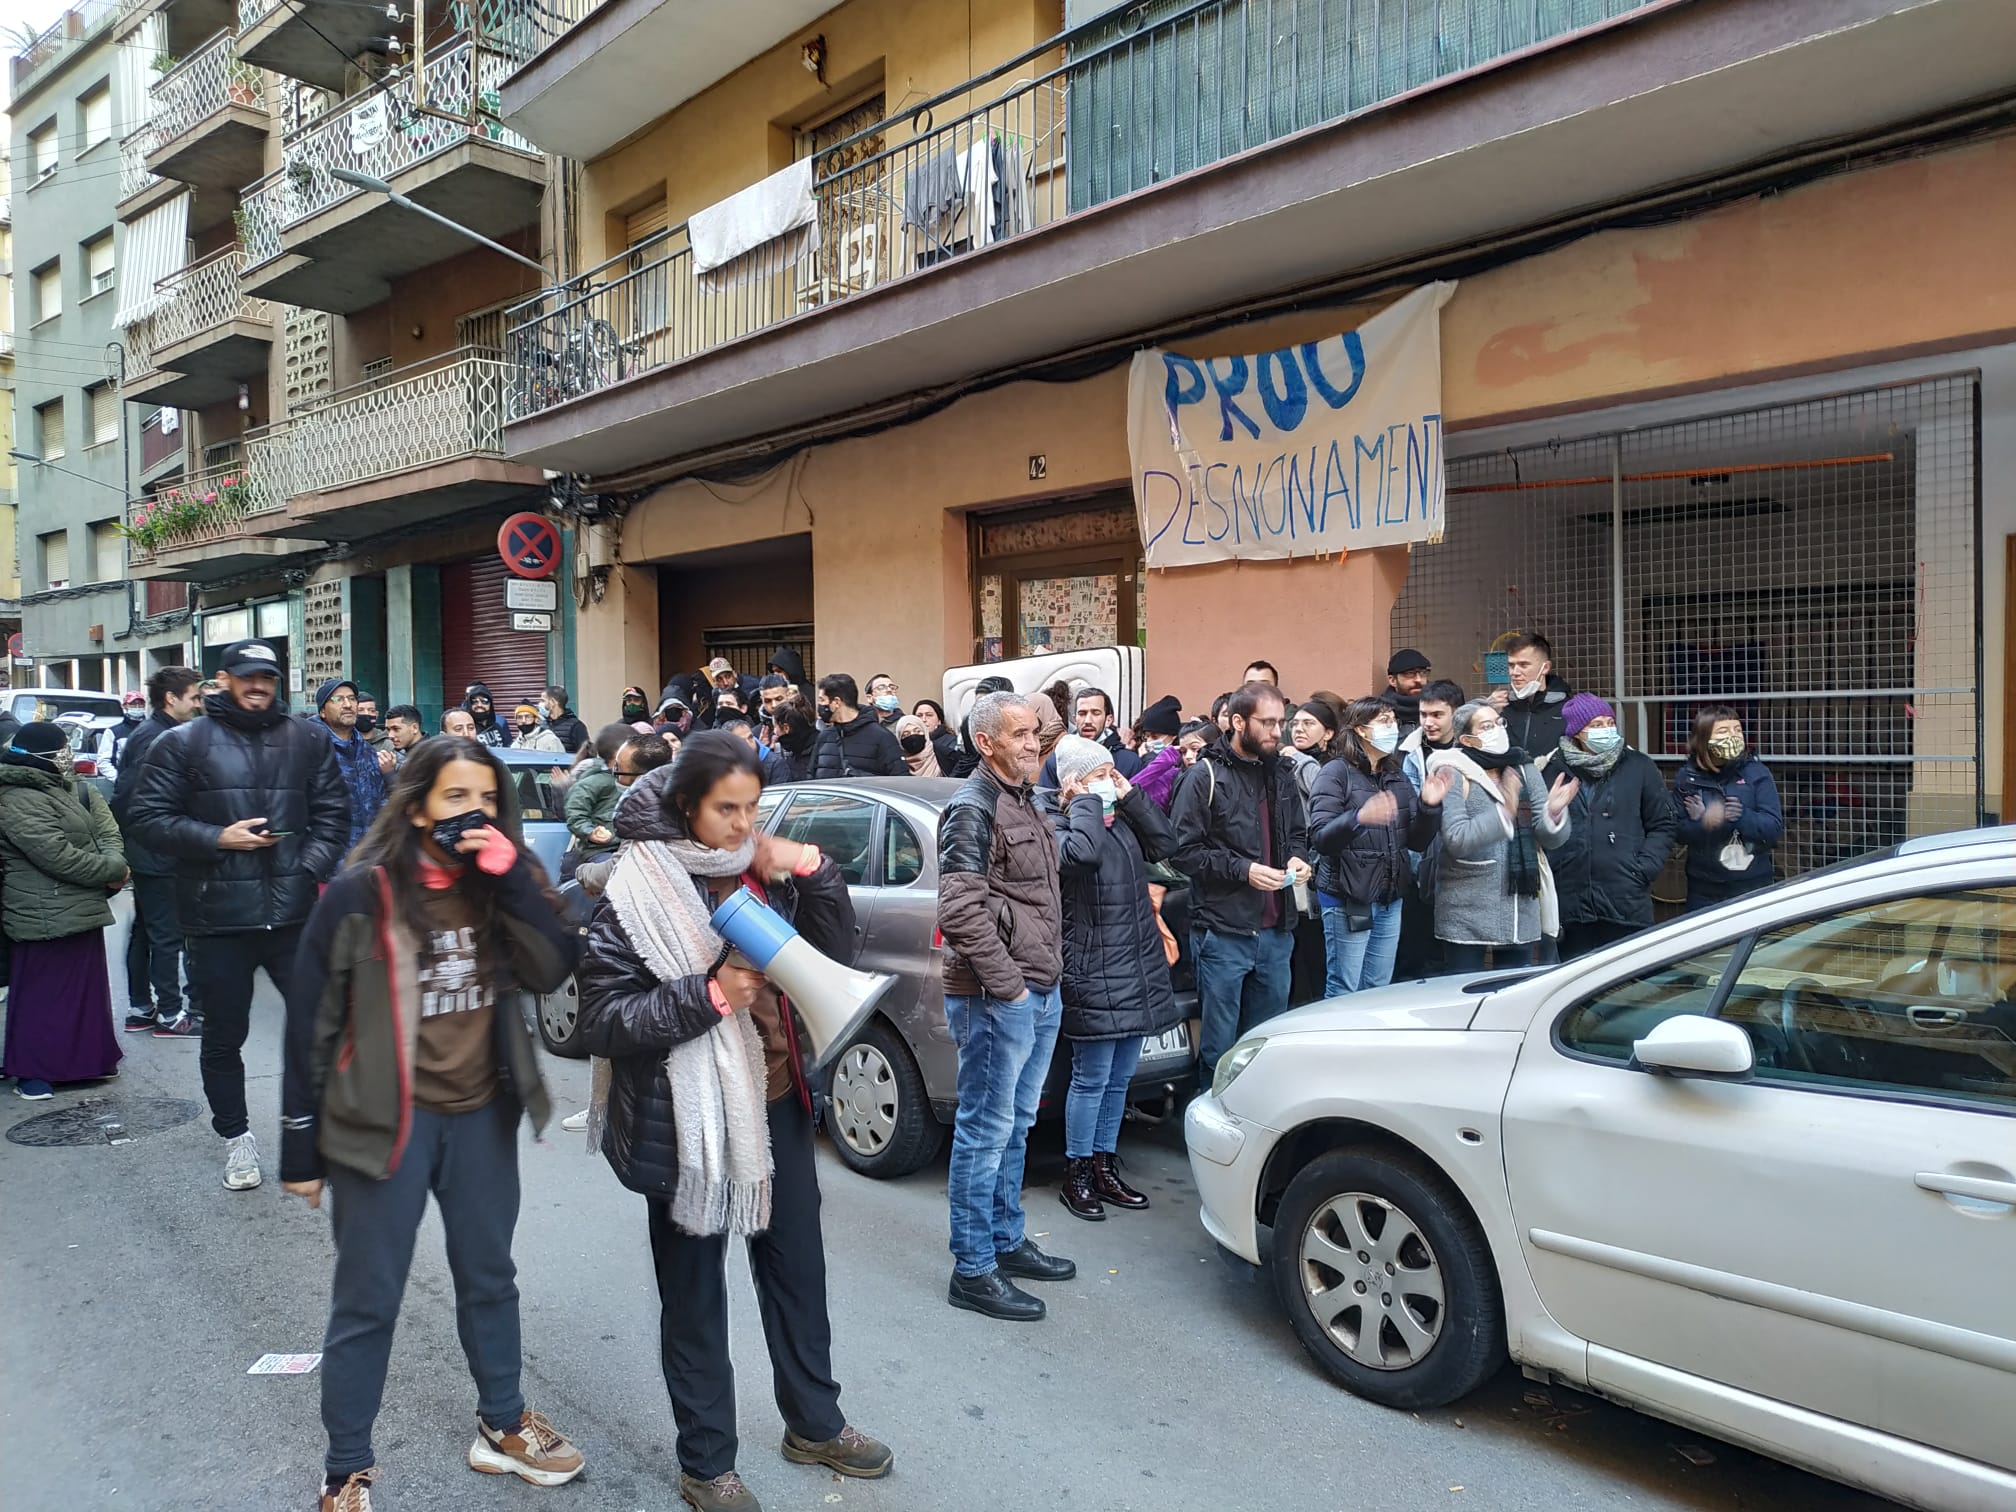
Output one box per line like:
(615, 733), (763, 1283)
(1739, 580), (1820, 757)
(1322, 897), (1403, 997)
(1195, 928), (1294, 1081)
(1064, 1035), (1144, 1159)
(945, 985), (1062, 1277)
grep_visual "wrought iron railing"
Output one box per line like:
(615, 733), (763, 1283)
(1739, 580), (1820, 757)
(124, 459), (276, 561)
(240, 38), (535, 269)
(248, 347), (511, 503)
(150, 247), (273, 353)
(151, 29), (265, 145)
(237, 0), (278, 28)
(505, 0), (1660, 420)
(510, 0), (606, 53)
(10, 0), (119, 96)
(119, 130), (162, 201)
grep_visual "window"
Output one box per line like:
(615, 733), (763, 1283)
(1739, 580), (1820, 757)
(256, 600), (290, 638)
(29, 121), (57, 180)
(88, 518), (123, 581)
(37, 398), (65, 461)
(88, 383), (119, 446)
(80, 85), (112, 152)
(773, 792), (878, 886)
(84, 233), (115, 297)
(884, 812), (924, 886)
(33, 261), (61, 323)
(1558, 942), (1741, 1063)
(38, 529), (70, 590)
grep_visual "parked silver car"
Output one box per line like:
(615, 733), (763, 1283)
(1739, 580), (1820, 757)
(535, 775), (1200, 1179)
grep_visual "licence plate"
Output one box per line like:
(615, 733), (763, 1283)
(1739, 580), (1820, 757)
(1141, 1024), (1191, 1058)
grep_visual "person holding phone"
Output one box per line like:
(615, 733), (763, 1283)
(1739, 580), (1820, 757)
(128, 639), (351, 1193)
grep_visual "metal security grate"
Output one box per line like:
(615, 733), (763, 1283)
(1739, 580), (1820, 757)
(1392, 375), (1981, 883)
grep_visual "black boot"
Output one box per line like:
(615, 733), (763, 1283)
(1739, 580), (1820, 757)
(995, 1238), (1076, 1282)
(948, 1269), (1045, 1321)
(1092, 1152), (1150, 1211)
(1059, 1157), (1106, 1221)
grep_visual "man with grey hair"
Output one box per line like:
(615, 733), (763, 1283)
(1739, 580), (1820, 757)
(936, 691), (1074, 1321)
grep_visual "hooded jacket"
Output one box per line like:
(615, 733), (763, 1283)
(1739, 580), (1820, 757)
(1040, 786), (1182, 1041)
(110, 709), (185, 876)
(0, 761), (126, 942)
(1169, 740), (1310, 936)
(461, 683), (512, 748)
(563, 757), (621, 855)
(766, 646), (816, 708)
(1499, 673), (1572, 767)
(128, 692), (351, 934)
(279, 819), (574, 1184)
(1551, 743), (1677, 929)
(575, 764), (854, 1199)
(1673, 749), (1782, 900)
(810, 708), (906, 779)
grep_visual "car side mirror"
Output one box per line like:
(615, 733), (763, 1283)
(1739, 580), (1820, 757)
(1630, 1014), (1754, 1080)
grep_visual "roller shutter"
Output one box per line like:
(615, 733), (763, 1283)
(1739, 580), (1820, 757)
(440, 555), (550, 716)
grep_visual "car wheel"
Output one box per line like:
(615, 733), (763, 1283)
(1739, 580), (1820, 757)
(826, 1019), (944, 1179)
(537, 975), (587, 1060)
(1271, 1149), (1505, 1409)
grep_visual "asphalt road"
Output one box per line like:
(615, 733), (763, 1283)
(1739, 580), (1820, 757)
(1, 903), (1904, 1512)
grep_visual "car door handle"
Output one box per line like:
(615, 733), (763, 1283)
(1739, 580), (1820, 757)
(1915, 1172), (2016, 1209)
(1906, 1005), (1967, 1028)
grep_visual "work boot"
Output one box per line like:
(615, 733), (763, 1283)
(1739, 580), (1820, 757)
(781, 1424), (893, 1479)
(679, 1470), (761, 1510)
(995, 1238), (1076, 1282)
(1058, 1157), (1106, 1221)
(947, 1269), (1045, 1321)
(1092, 1152), (1150, 1210)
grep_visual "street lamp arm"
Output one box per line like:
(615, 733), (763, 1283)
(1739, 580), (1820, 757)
(10, 451), (131, 494)
(327, 168), (551, 282)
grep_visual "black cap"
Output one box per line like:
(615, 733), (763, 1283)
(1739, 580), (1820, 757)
(1387, 648), (1430, 676)
(219, 638), (283, 677)
(1137, 694), (1182, 737)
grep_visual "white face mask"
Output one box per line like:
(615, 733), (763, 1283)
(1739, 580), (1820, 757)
(1474, 726), (1511, 756)
(1365, 724), (1400, 754)
(1511, 678), (1541, 701)
(1087, 778), (1118, 812)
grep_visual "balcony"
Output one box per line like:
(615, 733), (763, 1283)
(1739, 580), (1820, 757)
(247, 348), (544, 539)
(146, 31), (268, 194)
(500, 0), (830, 162)
(502, 0), (2016, 478)
(10, 0), (117, 103)
(123, 249), (274, 409)
(236, 0), (390, 89)
(239, 38), (546, 314)
(125, 462), (324, 584)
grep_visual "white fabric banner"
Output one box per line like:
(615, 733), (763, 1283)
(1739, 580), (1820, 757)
(1130, 282), (1455, 568)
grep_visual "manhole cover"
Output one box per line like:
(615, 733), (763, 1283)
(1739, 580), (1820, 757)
(6, 1096), (203, 1147)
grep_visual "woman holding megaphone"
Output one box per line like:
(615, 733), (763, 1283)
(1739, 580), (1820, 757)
(576, 732), (893, 1512)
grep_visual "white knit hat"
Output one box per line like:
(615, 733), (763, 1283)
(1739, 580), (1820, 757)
(1052, 733), (1112, 791)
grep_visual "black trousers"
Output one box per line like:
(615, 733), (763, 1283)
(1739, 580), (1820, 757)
(1560, 919), (1643, 960)
(647, 1091), (845, 1480)
(187, 926), (303, 1139)
(124, 873), (189, 1016)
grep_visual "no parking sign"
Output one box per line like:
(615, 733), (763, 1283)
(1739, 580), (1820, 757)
(498, 513), (561, 580)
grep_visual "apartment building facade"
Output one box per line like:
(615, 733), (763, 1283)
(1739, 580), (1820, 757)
(497, 0), (2016, 871)
(9, 2), (191, 690)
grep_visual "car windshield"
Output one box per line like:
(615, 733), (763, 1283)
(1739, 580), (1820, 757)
(11, 692), (123, 726)
(499, 758), (567, 820)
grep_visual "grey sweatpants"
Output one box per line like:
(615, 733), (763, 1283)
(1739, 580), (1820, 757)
(321, 1097), (525, 1476)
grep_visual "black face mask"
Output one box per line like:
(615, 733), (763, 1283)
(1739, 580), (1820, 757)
(355, 714), (377, 735)
(516, 722), (538, 736)
(899, 733), (928, 755)
(779, 723), (815, 754)
(429, 808), (492, 854)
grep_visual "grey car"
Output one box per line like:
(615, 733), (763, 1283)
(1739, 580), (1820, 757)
(533, 774), (1200, 1180)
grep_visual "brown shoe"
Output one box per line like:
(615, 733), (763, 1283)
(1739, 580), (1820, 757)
(782, 1424), (894, 1479)
(680, 1470), (763, 1510)
(467, 1408), (585, 1486)
(319, 1467), (376, 1512)
(1092, 1151), (1150, 1210)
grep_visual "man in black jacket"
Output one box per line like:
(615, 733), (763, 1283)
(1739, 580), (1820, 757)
(539, 686), (590, 755)
(1170, 681), (1310, 1084)
(128, 638), (351, 1193)
(810, 674), (906, 778)
(1490, 633), (1572, 767)
(112, 665), (203, 1036)
(1551, 694), (1676, 960)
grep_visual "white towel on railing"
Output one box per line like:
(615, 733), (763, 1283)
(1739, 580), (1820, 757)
(690, 158), (820, 293)
(351, 94), (389, 155)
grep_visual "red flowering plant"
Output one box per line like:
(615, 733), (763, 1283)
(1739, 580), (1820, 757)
(118, 474), (253, 551)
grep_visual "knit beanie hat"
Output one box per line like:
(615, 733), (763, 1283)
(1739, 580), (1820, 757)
(1137, 694), (1182, 737)
(1561, 692), (1614, 737)
(4, 721), (68, 772)
(1052, 733), (1111, 791)
(314, 677), (355, 711)
(515, 703), (540, 720)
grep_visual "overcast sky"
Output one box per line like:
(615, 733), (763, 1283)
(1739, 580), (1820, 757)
(1, 0), (93, 106)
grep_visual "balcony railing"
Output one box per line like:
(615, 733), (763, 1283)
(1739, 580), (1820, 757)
(506, 0), (1659, 419)
(512, 0), (605, 53)
(152, 29), (265, 144)
(239, 38), (536, 269)
(236, 0), (277, 28)
(150, 247), (272, 352)
(248, 347), (512, 502)
(120, 130), (163, 201)
(125, 459), (279, 563)
(10, 0), (118, 97)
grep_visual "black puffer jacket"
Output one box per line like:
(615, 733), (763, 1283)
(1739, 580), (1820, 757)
(1169, 741), (1309, 935)
(127, 693), (350, 934)
(810, 708), (906, 778)
(576, 766), (854, 1201)
(1040, 787), (1181, 1042)
(1307, 753), (1440, 907)
(1551, 745), (1677, 928)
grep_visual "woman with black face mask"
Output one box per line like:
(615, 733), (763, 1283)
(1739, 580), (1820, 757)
(894, 715), (939, 777)
(764, 696), (818, 785)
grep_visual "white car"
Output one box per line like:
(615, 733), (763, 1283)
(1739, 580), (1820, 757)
(1186, 826), (2015, 1512)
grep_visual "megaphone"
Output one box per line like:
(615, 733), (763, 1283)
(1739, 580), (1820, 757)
(709, 887), (897, 1072)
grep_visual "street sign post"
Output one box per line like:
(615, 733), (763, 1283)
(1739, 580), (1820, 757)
(497, 513), (561, 579)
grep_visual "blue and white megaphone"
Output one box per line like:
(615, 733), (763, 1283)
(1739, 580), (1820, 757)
(708, 886), (898, 1072)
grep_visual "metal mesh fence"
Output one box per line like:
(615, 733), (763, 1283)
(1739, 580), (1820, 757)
(1391, 375), (1980, 887)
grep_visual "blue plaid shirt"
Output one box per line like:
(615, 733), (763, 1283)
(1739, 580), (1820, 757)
(316, 719), (388, 848)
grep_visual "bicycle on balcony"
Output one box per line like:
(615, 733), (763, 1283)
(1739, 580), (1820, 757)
(506, 310), (624, 419)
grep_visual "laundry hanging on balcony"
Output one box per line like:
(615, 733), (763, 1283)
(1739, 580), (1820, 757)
(902, 138), (1029, 266)
(690, 158), (820, 293)
(350, 94), (391, 155)
(114, 192), (191, 331)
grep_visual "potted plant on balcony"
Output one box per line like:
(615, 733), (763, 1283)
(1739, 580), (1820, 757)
(227, 66), (260, 108)
(151, 51), (177, 74)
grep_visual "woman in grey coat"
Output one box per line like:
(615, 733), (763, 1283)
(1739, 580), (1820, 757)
(1424, 700), (1577, 971)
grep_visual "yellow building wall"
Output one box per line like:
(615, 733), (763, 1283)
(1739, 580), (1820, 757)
(590, 136), (2016, 780)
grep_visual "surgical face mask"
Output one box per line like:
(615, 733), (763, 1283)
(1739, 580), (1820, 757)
(1365, 724), (1400, 754)
(1474, 726), (1511, 756)
(1511, 679), (1541, 701)
(1583, 727), (1623, 754)
(1087, 777), (1119, 813)
(1709, 733), (1746, 762)
(429, 807), (492, 854)
(899, 733), (928, 755)
(873, 695), (901, 713)
(1140, 736), (1169, 754)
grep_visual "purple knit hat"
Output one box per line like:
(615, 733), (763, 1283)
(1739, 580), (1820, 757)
(1561, 692), (1614, 737)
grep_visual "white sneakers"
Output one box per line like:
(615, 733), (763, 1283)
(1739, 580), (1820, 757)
(224, 1132), (263, 1191)
(560, 1110), (589, 1133)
